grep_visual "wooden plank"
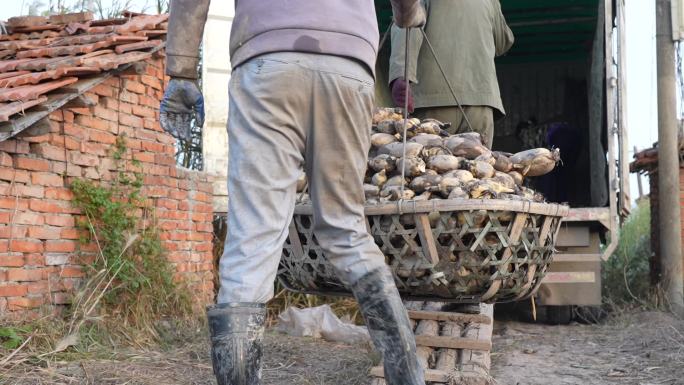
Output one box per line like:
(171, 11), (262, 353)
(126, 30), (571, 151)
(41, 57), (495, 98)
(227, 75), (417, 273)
(414, 335), (491, 351)
(408, 310), (491, 325)
(458, 304), (493, 379)
(552, 253), (602, 262)
(414, 318), (438, 369)
(435, 321), (460, 372)
(562, 207), (611, 229)
(295, 199), (569, 217)
(414, 213), (440, 265)
(370, 367), (450, 383)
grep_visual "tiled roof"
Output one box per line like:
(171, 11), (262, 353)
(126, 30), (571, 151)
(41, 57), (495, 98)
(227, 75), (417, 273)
(0, 11), (167, 140)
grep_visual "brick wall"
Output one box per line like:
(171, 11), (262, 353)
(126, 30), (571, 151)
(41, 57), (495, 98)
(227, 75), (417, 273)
(0, 56), (215, 317)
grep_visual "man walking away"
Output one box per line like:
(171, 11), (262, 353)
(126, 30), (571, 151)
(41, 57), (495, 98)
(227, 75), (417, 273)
(389, 0), (514, 148)
(160, 1), (427, 384)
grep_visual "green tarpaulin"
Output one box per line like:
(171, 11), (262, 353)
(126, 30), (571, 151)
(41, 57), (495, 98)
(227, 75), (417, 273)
(374, 0), (599, 63)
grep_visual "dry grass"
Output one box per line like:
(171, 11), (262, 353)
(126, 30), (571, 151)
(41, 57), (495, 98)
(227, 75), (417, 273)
(1, 329), (374, 385)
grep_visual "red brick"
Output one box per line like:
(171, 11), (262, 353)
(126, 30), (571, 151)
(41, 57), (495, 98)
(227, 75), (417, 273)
(119, 113), (143, 128)
(17, 184), (44, 198)
(52, 163), (82, 177)
(141, 140), (164, 153)
(60, 228), (79, 240)
(29, 200), (68, 213)
(68, 152), (99, 167)
(0, 254), (24, 267)
(44, 187), (73, 200)
(27, 225), (62, 240)
(0, 284), (28, 297)
(0, 151), (12, 167)
(120, 91), (139, 104)
(195, 222), (213, 232)
(133, 152), (155, 163)
(61, 124), (87, 141)
(59, 266), (84, 278)
(194, 243), (212, 252)
(157, 199), (178, 210)
(44, 240), (76, 253)
(44, 214), (75, 227)
(92, 105), (118, 122)
(0, 212), (9, 223)
(75, 115), (108, 131)
(141, 75), (162, 90)
(49, 111), (64, 121)
(139, 94), (159, 108)
(68, 107), (91, 115)
(147, 164), (168, 176)
(92, 84), (114, 97)
(10, 238), (43, 253)
(22, 133), (51, 143)
(0, 226), (27, 239)
(132, 105), (155, 118)
(31, 143), (67, 162)
(88, 129), (117, 144)
(0, 140), (30, 154)
(124, 80), (146, 94)
(119, 101), (133, 114)
(154, 154), (176, 166)
(27, 281), (49, 294)
(141, 118), (158, 131)
(7, 268), (44, 282)
(79, 141), (109, 156)
(14, 156), (50, 171)
(0, 167), (30, 183)
(62, 110), (74, 123)
(25, 254), (44, 266)
(31, 172), (64, 187)
(8, 296), (43, 310)
(83, 167), (100, 180)
(136, 129), (158, 141)
(0, 140), (17, 153)
(49, 133), (80, 150)
(145, 186), (168, 197)
(170, 190), (188, 200)
(9, 211), (43, 225)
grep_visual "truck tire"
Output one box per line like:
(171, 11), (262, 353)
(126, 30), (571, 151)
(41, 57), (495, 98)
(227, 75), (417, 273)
(543, 305), (573, 325)
(574, 306), (606, 324)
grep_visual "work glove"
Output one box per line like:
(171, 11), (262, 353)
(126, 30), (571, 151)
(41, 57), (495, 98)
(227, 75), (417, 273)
(391, 0), (426, 29)
(391, 78), (414, 114)
(160, 78), (205, 141)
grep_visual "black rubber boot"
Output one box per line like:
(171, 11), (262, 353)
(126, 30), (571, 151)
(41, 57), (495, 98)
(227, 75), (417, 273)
(351, 268), (425, 385)
(207, 303), (266, 385)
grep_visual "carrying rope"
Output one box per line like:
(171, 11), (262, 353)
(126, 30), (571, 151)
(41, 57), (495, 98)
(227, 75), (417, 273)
(388, 23), (474, 214)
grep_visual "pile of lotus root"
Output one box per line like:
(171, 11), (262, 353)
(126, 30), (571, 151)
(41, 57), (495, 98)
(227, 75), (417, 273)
(362, 108), (560, 204)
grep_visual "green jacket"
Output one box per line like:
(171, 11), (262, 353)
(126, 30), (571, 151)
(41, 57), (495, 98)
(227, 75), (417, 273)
(389, 0), (513, 115)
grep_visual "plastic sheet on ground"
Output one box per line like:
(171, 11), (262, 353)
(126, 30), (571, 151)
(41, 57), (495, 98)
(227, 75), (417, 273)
(276, 305), (370, 344)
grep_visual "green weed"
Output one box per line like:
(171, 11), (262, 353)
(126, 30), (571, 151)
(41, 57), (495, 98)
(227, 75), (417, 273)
(603, 200), (654, 306)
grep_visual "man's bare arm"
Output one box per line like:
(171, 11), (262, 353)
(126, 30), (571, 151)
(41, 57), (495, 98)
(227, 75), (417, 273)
(166, 0), (211, 79)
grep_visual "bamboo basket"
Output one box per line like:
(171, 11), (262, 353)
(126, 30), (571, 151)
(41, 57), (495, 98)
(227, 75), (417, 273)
(279, 199), (569, 303)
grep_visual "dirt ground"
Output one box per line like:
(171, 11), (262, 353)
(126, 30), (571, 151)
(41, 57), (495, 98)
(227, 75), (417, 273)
(2, 310), (683, 385)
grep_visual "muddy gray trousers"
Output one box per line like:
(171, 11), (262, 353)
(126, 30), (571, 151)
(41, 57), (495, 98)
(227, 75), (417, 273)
(217, 52), (390, 304)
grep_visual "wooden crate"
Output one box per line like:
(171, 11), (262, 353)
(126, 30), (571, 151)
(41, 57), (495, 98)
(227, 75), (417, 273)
(370, 302), (495, 385)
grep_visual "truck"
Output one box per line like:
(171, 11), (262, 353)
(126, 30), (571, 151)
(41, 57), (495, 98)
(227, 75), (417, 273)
(374, 0), (630, 323)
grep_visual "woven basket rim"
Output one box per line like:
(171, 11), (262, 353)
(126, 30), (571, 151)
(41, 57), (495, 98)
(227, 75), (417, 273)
(294, 198), (569, 217)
